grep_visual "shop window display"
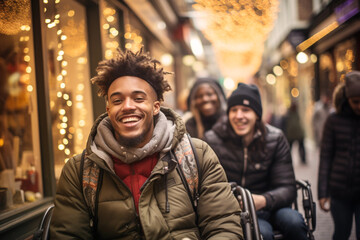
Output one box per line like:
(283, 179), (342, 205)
(43, 0), (93, 180)
(0, 0), (43, 212)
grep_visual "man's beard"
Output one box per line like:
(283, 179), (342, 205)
(116, 127), (151, 148)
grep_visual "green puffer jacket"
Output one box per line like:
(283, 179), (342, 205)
(50, 108), (243, 240)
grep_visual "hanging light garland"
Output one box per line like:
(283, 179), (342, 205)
(100, 1), (120, 60)
(193, 0), (279, 84)
(44, 0), (72, 161)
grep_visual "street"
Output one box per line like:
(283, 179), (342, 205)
(292, 139), (356, 240)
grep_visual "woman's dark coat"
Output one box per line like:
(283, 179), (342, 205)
(318, 83), (360, 201)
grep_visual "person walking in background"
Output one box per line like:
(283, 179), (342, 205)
(284, 102), (306, 164)
(185, 77), (227, 139)
(318, 71), (360, 240)
(50, 48), (243, 239)
(204, 83), (308, 240)
(312, 93), (332, 148)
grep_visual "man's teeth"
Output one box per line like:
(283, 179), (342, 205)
(122, 117), (139, 123)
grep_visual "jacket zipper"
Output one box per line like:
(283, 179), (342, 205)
(241, 147), (248, 186)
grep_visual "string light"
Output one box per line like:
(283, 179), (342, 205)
(100, 1), (121, 59)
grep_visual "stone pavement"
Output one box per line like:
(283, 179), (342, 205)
(291, 139), (356, 240)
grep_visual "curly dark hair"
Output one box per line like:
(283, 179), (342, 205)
(91, 47), (172, 101)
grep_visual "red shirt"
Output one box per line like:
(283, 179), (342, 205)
(112, 153), (158, 212)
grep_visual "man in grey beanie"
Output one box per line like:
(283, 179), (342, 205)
(204, 83), (309, 240)
(318, 70), (360, 240)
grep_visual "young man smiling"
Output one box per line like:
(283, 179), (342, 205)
(50, 48), (243, 239)
(204, 83), (308, 240)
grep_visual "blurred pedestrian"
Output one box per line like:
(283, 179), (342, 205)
(204, 83), (308, 240)
(312, 93), (332, 148)
(318, 71), (360, 240)
(284, 102), (306, 164)
(185, 77), (226, 139)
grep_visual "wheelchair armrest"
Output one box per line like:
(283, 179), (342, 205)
(33, 204), (55, 240)
(295, 179), (316, 233)
(229, 183), (262, 240)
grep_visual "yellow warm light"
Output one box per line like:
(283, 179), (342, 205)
(273, 66), (283, 76)
(182, 55), (195, 66)
(106, 16), (115, 23)
(296, 52), (308, 64)
(291, 88), (300, 98)
(77, 57), (87, 64)
(27, 85), (33, 92)
(224, 77), (235, 90)
(69, 127), (75, 134)
(266, 74), (276, 85)
(58, 144), (65, 150)
(65, 149), (70, 155)
(160, 54), (173, 67)
(68, 10), (75, 17)
(103, 23), (110, 30)
(79, 120), (85, 127)
(76, 94), (83, 101)
(59, 109), (66, 115)
(296, 21), (339, 52)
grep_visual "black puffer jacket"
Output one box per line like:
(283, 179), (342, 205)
(204, 116), (296, 212)
(318, 83), (360, 201)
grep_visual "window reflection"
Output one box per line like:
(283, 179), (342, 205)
(0, 0), (42, 212)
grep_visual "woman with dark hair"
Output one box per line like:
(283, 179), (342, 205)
(185, 77), (227, 139)
(204, 83), (308, 240)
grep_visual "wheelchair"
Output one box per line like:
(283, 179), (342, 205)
(231, 179), (316, 240)
(32, 204), (54, 240)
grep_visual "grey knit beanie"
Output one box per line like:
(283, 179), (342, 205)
(345, 71), (360, 98)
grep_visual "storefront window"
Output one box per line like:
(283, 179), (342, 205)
(43, 0), (93, 180)
(0, 0), (43, 212)
(100, 0), (122, 59)
(334, 38), (356, 82)
(319, 52), (337, 96)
